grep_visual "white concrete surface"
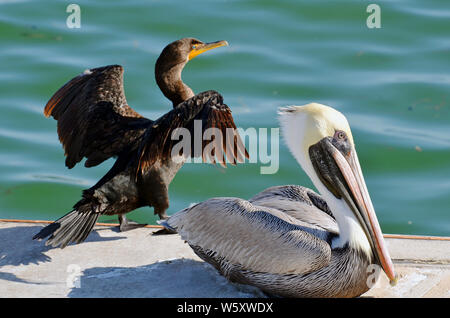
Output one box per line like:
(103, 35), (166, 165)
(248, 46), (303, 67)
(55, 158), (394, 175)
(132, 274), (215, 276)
(0, 221), (448, 298)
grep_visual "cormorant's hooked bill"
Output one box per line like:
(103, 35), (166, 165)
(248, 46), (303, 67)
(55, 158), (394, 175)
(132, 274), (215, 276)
(188, 40), (229, 60)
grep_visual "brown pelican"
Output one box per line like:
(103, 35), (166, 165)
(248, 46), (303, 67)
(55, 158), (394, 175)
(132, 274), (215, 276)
(161, 103), (397, 297)
(33, 38), (248, 248)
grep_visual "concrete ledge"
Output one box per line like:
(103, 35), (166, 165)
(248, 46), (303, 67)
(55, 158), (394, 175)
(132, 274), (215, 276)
(0, 221), (449, 298)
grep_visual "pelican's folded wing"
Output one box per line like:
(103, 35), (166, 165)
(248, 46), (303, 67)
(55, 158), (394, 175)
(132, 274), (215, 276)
(167, 197), (332, 275)
(249, 185), (339, 235)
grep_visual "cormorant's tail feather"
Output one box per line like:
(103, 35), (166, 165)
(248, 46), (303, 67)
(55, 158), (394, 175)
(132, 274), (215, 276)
(33, 210), (99, 248)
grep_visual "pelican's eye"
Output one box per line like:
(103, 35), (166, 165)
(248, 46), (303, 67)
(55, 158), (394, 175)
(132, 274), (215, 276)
(332, 130), (351, 157)
(335, 130), (346, 141)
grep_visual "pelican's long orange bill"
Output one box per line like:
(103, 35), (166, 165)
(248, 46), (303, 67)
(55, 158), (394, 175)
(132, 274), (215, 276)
(331, 147), (397, 285)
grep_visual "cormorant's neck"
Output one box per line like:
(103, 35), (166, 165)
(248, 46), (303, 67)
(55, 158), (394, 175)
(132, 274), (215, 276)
(155, 60), (195, 107)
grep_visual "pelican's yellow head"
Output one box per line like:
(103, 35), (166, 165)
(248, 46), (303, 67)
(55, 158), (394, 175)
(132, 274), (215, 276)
(278, 103), (354, 160)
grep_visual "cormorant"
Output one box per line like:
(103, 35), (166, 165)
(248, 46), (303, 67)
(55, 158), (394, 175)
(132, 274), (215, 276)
(33, 38), (248, 248)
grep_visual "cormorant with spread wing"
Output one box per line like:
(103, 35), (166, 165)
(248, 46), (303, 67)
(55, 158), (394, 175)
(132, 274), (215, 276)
(33, 38), (248, 248)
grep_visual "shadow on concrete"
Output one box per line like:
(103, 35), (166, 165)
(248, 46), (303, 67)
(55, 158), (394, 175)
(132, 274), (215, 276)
(0, 271), (36, 284)
(0, 225), (124, 268)
(0, 270), (56, 285)
(68, 258), (265, 298)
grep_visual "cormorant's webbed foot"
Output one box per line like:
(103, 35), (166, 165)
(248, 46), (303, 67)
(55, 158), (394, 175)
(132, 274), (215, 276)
(118, 215), (147, 232)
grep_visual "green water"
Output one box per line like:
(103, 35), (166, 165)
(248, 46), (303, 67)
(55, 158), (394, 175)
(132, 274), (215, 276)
(0, 1), (449, 236)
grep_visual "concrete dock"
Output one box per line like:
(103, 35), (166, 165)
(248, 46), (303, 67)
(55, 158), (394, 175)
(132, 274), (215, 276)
(0, 221), (449, 298)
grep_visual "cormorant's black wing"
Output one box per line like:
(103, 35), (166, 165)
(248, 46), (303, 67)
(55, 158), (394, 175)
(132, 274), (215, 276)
(137, 90), (249, 173)
(44, 65), (151, 169)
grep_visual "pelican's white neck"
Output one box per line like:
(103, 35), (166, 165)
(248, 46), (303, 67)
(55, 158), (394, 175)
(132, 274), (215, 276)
(279, 107), (371, 255)
(300, 150), (371, 254)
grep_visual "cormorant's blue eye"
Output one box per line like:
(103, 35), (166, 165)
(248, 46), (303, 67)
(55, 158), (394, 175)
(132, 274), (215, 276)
(192, 45), (197, 49)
